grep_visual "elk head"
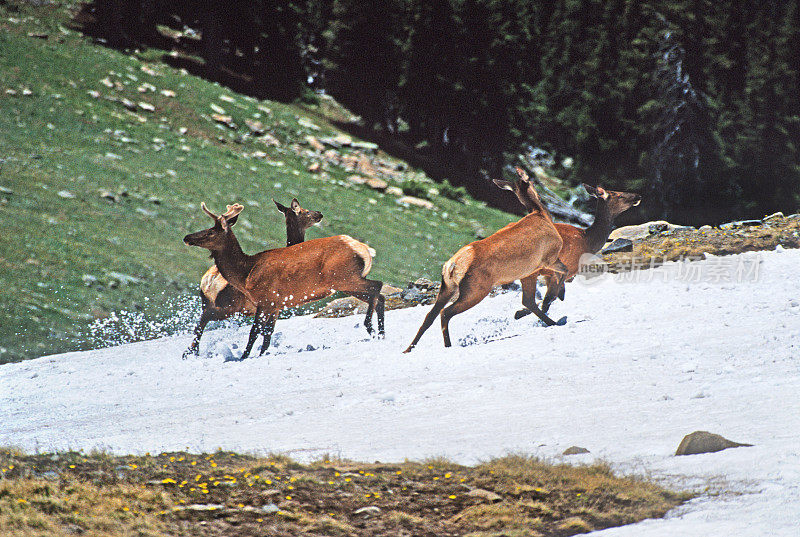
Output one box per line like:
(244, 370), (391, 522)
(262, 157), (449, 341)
(273, 198), (323, 232)
(183, 203), (244, 251)
(582, 184), (642, 219)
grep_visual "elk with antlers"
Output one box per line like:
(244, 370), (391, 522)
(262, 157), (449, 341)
(404, 168), (568, 353)
(183, 198), (323, 358)
(494, 168), (641, 318)
(184, 203), (384, 360)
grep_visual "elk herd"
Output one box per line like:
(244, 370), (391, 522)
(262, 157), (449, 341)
(183, 167), (641, 359)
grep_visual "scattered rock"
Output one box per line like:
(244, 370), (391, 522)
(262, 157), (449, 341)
(258, 133), (281, 147)
(245, 119), (265, 135)
(397, 196), (434, 209)
(353, 506), (381, 518)
(675, 431), (753, 456)
(160, 89), (175, 97)
(385, 186), (403, 196)
(366, 178), (388, 191)
(601, 238), (633, 254)
(261, 503), (280, 514)
(98, 190), (117, 202)
(120, 98), (136, 111)
(106, 272), (144, 286)
(298, 117), (320, 130)
(720, 219), (762, 230)
(307, 162), (322, 173)
(57, 190), (75, 199)
(210, 103), (226, 114)
(467, 489), (502, 502)
(180, 504), (225, 512)
(27, 32), (49, 39)
(763, 212), (784, 222)
(356, 154), (376, 175)
(0, 186), (13, 195)
(351, 140), (379, 151)
(305, 136), (325, 151)
(347, 175), (367, 185)
(211, 114), (235, 128)
(563, 446), (590, 455)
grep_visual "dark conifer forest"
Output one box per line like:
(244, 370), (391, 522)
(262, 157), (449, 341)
(84, 0), (800, 224)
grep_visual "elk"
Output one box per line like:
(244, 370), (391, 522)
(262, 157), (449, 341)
(404, 169), (568, 353)
(183, 198), (323, 358)
(494, 169), (641, 318)
(184, 203), (384, 360)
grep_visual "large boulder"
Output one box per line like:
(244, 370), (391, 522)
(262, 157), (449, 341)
(609, 220), (683, 242)
(675, 431), (753, 456)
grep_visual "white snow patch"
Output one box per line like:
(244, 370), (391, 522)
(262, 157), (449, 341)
(2, 250), (800, 535)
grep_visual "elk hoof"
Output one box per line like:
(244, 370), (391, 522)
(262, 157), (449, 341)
(513, 308), (531, 320)
(556, 316), (567, 326)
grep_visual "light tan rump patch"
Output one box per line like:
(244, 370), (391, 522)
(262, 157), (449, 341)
(442, 245), (474, 287)
(339, 235), (374, 277)
(200, 266), (229, 303)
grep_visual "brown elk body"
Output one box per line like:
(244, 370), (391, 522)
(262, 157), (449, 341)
(183, 198), (323, 358)
(184, 203), (383, 360)
(495, 172), (641, 318)
(404, 169), (567, 353)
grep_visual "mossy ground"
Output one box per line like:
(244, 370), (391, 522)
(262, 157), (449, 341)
(0, 449), (690, 537)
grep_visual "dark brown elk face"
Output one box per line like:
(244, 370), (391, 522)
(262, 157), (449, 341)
(583, 184), (642, 218)
(273, 198), (323, 232)
(183, 203), (243, 250)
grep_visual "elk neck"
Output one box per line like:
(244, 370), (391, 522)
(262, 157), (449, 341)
(585, 198), (614, 254)
(210, 234), (256, 289)
(286, 226), (305, 247)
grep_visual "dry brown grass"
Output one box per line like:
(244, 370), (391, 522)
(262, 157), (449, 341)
(0, 449), (689, 537)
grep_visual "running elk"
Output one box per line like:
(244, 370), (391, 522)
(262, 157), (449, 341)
(494, 169), (641, 318)
(183, 198), (323, 358)
(404, 170), (567, 353)
(184, 203), (384, 360)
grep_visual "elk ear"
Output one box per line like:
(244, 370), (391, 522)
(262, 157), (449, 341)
(273, 198), (289, 214)
(583, 184), (600, 197)
(493, 178), (514, 191)
(290, 198), (301, 213)
(514, 166), (530, 182)
(595, 186), (609, 199)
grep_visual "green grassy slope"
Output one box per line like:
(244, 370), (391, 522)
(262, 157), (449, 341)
(0, 2), (512, 363)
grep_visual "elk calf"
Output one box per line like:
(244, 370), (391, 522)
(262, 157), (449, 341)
(183, 198), (323, 358)
(404, 174), (567, 353)
(495, 170), (641, 317)
(184, 203), (384, 360)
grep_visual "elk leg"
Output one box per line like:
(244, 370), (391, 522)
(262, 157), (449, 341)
(342, 279), (384, 336)
(514, 275), (537, 320)
(541, 274), (560, 314)
(240, 306), (266, 360)
(403, 278), (455, 353)
(183, 298), (224, 359)
(521, 289), (559, 326)
(258, 314), (276, 356)
(440, 279), (490, 348)
(376, 294), (385, 336)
